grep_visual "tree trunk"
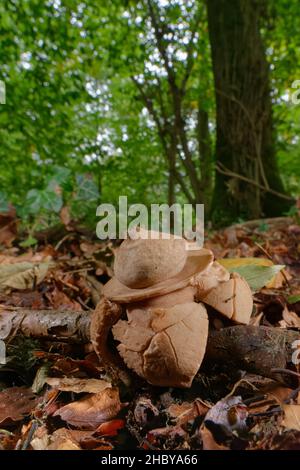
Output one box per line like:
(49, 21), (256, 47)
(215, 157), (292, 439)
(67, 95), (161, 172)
(198, 107), (213, 215)
(206, 0), (291, 224)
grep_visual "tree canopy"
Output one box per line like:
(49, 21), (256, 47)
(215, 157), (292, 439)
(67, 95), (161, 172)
(0, 0), (299, 231)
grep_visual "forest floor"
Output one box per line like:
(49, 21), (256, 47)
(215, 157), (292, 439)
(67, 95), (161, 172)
(0, 210), (300, 450)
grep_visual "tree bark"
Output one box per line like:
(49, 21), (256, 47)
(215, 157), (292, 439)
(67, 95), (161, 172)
(204, 325), (299, 385)
(206, 0), (291, 224)
(198, 107), (213, 214)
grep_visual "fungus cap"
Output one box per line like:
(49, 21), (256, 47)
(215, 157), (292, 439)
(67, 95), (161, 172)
(114, 236), (187, 288)
(104, 230), (214, 303)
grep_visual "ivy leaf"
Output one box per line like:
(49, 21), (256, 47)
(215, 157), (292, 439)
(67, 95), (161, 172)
(0, 192), (9, 213)
(26, 189), (63, 214)
(75, 175), (99, 201)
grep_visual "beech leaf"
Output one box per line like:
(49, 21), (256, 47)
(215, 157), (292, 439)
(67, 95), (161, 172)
(218, 257), (286, 289)
(218, 259), (285, 291)
(0, 261), (50, 290)
(54, 387), (124, 429)
(46, 377), (111, 394)
(0, 387), (41, 426)
(282, 405), (300, 431)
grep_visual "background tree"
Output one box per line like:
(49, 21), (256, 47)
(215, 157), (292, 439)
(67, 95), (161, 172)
(206, 0), (293, 223)
(0, 0), (298, 231)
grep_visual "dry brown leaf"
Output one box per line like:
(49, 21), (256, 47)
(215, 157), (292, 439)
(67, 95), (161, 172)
(0, 387), (41, 426)
(0, 262), (50, 290)
(31, 427), (97, 450)
(146, 424), (188, 446)
(45, 286), (82, 310)
(0, 208), (17, 247)
(60, 206), (71, 227)
(248, 384), (293, 414)
(200, 425), (229, 450)
(133, 397), (159, 426)
(95, 419), (125, 437)
(281, 306), (300, 328)
(46, 377), (111, 394)
(282, 405), (300, 431)
(263, 384), (293, 404)
(250, 312), (264, 326)
(54, 387), (124, 429)
(167, 399), (209, 428)
(30, 425), (50, 450)
(47, 429), (82, 450)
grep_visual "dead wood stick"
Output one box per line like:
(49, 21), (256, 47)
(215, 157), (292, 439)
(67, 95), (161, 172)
(0, 308), (91, 343)
(1, 309), (299, 381)
(204, 325), (299, 382)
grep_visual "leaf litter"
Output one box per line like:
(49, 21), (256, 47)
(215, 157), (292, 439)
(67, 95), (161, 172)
(0, 212), (299, 450)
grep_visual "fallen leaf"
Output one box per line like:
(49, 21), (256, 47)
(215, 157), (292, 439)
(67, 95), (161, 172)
(54, 387), (124, 429)
(46, 377), (111, 394)
(46, 428), (81, 450)
(282, 405), (300, 431)
(0, 206), (17, 247)
(288, 294), (300, 304)
(0, 387), (41, 427)
(45, 286), (82, 310)
(0, 262), (50, 290)
(200, 425), (229, 450)
(146, 424), (188, 448)
(281, 306), (300, 328)
(95, 419), (125, 437)
(167, 399), (209, 428)
(263, 384), (293, 404)
(60, 206), (71, 227)
(248, 384), (293, 414)
(204, 396), (248, 435)
(133, 397), (159, 426)
(217, 258), (290, 290)
(30, 425), (50, 450)
(218, 257), (286, 290)
(32, 365), (50, 393)
(51, 357), (102, 378)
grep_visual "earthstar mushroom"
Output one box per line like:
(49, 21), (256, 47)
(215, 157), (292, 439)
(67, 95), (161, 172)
(91, 230), (253, 388)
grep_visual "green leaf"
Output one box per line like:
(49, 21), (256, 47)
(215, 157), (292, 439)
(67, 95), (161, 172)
(226, 264), (285, 291)
(26, 189), (63, 214)
(287, 294), (300, 304)
(75, 175), (99, 201)
(19, 235), (38, 248)
(48, 166), (71, 185)
(0, 192), (9, 213)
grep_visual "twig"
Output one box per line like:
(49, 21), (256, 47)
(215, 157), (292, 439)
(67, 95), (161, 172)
(54, 233), (74, 251)
(271, 368), (300, 379)
(225, 378), (259, 399)
(216, 162), (295, 201)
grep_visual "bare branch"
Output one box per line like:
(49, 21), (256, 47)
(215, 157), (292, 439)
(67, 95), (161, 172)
(216, 162), (295, 202)
(180, 12), (201, 92)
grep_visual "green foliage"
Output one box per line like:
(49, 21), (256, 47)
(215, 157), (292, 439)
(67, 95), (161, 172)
(226, 264), (285, 292)
(0, 0), (299, 228)
(16, 166), (100, 235)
